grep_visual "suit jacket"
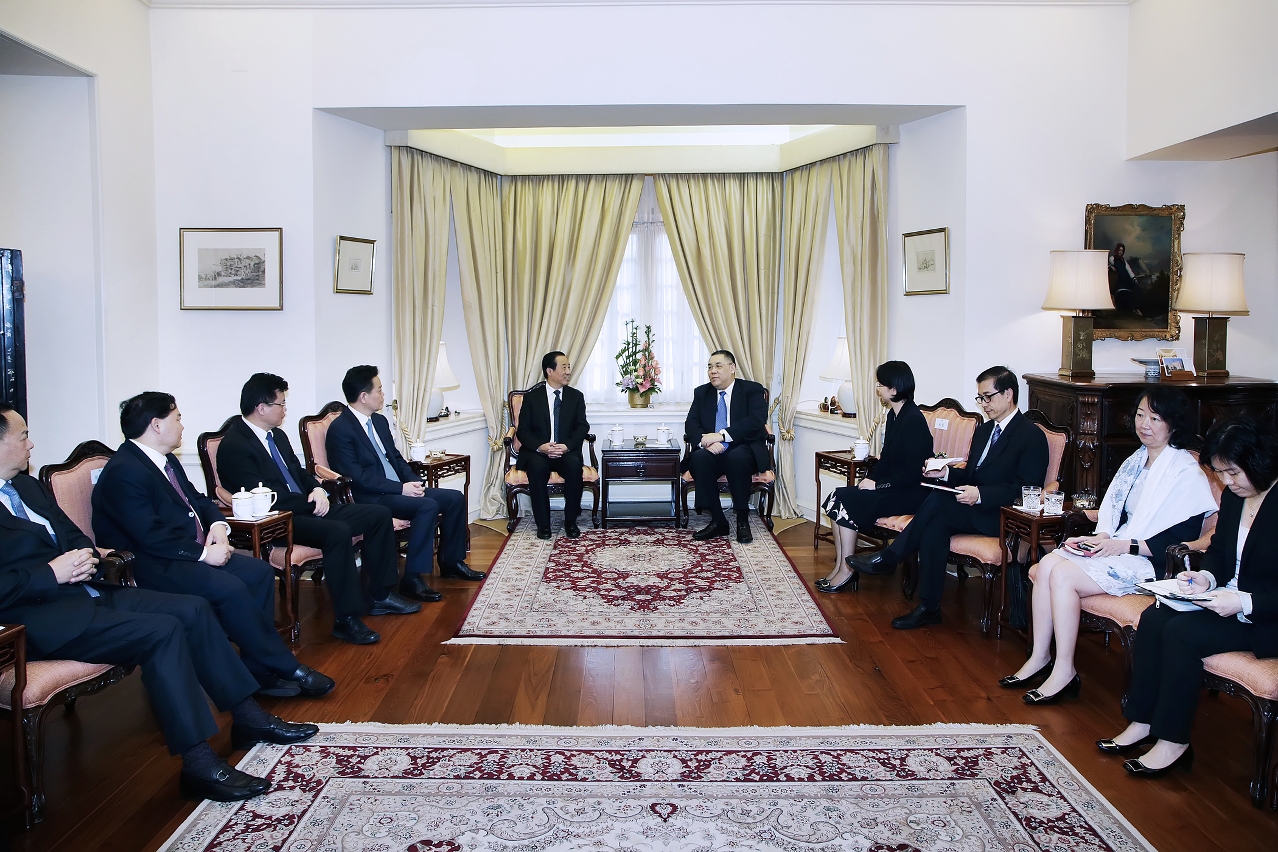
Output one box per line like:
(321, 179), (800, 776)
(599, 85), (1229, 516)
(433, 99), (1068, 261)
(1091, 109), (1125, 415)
(515, 382), (590, 467)
(0, 474), (113, 659)
(1198, 487), (1278, 658)
(326, 407), (417, 500)
(868, 401), (933, 491)
(92, 441), (227, 575)
(946, 410), (1049, 529)
(682, 379), (771, 473)
(216, 417), (322, 516)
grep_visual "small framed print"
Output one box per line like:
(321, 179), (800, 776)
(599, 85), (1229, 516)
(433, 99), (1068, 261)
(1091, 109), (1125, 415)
(180, 228), (282, 311)
(334, 236), (376, 295)
(902, 227), (949, 295)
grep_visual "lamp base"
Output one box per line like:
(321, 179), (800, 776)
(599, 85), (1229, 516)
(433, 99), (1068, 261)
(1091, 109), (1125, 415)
(1192, 316), (1230, 377)
(428, 388), (445, 418)
(1057, 315), (1095, 380)
(836, 381), (857, 418)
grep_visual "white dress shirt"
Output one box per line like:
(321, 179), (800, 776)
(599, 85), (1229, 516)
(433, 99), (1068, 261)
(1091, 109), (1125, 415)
(545, 383), (567, 444)
(129, 439), (230, 558)
(0, 477), (56, 539)
(241, 417), (276, 454)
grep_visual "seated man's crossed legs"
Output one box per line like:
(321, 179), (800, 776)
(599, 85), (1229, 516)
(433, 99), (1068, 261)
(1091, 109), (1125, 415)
(374, 487), (482, 602)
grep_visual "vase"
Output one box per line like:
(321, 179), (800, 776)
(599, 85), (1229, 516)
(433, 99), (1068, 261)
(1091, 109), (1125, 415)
(627, 391), (647, 409)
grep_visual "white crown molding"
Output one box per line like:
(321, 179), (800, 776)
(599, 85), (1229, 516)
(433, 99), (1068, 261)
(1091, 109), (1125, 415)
(140, 1), (1133, 10)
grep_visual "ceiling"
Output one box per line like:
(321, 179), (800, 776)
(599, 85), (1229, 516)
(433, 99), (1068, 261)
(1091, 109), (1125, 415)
(1132, 111), (1278, 161)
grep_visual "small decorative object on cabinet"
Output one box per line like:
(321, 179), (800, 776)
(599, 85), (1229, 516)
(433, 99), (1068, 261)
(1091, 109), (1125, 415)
(819, 337), (856, 417)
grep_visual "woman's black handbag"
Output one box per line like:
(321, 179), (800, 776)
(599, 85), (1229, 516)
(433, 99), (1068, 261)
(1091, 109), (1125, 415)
(1005, 561), (1031, 630)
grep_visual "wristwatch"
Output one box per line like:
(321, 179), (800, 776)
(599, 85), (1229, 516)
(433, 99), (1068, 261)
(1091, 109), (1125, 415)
(1129, 539), (1140, 555)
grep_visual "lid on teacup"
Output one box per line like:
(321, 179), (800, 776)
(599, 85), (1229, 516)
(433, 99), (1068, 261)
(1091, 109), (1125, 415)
(250, 482), (273, 495)
(233, 487), (251, 498)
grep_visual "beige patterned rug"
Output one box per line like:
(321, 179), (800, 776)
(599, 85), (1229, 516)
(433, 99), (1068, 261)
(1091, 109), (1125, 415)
(159, 723), (1155, 852)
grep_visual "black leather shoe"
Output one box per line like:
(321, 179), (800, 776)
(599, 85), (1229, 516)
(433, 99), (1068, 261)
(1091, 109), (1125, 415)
(1022, 673), (1082, 705)
(291, 664), (335, 698)
(231, 716), (320, 750)
(736, 515), (753, 544)
(563, 522), (582, 539)
(369, 591), (424, 615)
(818, 571), (858, 593)
(891, 604), (942, 630)
(399, 574), (443, 602)
(255, 673), (302, 698)
(1124, 745), (1194, 777)
(1097, 733), (1157, 755)
(536, 528), (553, 540)
(999, 661), (1053, 690)
(849, 552), (898, 576)
(179, 761), (270, 802)
(693, 520), (730, 541)
(440, 561), (486, 581)
(332, 615), (380, 645)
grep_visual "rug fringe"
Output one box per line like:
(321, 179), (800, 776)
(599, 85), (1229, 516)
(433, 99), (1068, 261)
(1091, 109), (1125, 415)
(444, 637), (845, 646)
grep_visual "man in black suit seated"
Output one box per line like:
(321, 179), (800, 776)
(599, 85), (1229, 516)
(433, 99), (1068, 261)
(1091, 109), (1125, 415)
(516, 351), (591, 540)
(216, 373), (418, 646)
(683, 349), (772, 545)
(0, 404), (317, 803)
(326, 365), (483, 602)
(92, 392), (334, 698)
(850, 366), (1049, 630)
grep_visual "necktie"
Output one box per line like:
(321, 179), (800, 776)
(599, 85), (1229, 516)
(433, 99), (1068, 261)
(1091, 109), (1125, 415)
(266, 432), (302, 494)
(978, 422), (1003, 468)
(1, 481), (31, 522)
(553, 390), (561, 444)
(163, 461), (205, 544)
(367, 419), (401, 482)
(714, 391), (728, 434)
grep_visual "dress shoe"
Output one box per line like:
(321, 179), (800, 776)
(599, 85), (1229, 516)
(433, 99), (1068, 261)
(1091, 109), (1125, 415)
(332, 615), (380, 645)
(848, 552), (898, 577)
(231, 715), (320, 750)
(1124, 745), (1194, 777)
(369, 591), (424, 615)
(440, 561), (486, 581)
(891, 604), (942, 630)
(564, 521), (582, 539)
(291, 664), (335, 698)
(1097, 733), (1157, 755)
(255, 673), (302, 698)
(179, 761), (270, 802)
(536, 527), (553, 540)
(693, 520), (730, 541)
(400, 574), (443, 601)
(818, 571), (858, 593)
(999, 661), (1053, 690)
(1022, 673), (1082, 705)
(736, 516), (754, 544)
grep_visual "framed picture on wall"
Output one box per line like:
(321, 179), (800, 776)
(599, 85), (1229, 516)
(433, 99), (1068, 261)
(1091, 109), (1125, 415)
(902, 228), (949, 295)
(179, 228), (283, 311)
(333, 235), (376, 294)
(1085, 203), (1185, 341)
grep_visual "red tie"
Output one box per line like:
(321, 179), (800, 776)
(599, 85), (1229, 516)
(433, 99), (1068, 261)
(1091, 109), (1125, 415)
(164, 460), (206, 545)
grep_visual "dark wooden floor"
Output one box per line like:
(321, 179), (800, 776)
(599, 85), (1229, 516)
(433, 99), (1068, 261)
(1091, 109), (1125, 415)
(5, 522), (1277, 851)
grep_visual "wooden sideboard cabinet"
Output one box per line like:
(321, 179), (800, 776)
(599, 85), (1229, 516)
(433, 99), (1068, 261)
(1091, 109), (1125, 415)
(1025, 373), (1278, 497)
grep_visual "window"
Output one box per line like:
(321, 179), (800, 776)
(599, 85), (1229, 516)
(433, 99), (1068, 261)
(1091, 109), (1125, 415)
(578, 177), (708, 405)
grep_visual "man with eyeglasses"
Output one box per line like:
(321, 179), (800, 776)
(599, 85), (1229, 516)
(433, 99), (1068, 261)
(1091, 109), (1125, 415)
(216, 373), (416, 645)
(849, 366), (1048, 629)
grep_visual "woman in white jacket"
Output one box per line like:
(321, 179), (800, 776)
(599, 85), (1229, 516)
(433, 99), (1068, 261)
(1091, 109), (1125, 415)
(1000, 386), (1218, 705)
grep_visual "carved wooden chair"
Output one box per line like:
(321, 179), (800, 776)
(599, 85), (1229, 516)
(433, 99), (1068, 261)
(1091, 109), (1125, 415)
(679, 388), (777, 530)
(502, 387), (600, 533)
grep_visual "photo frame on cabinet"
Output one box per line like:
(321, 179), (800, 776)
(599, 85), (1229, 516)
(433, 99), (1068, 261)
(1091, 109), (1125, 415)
(179, 228), (283, 311)
(902, 228), (949, 295)
(334, 235), (376, 295)
(1085, 203), (1184, 341)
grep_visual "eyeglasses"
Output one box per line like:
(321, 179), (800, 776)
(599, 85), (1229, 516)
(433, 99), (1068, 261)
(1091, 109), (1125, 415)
(974, 391), (1005, 404)
(265, 401), (288, 409)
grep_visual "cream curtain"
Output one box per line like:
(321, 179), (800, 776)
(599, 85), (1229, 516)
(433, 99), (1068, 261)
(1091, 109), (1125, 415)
(832, 145), (890, 451)
(390, 148), (451, 445)
(776, 160), (833, 518)
(653, 173), (783, 385)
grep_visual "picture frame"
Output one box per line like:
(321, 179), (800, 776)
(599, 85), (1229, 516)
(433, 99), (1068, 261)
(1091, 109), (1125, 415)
(1085, 203), (1185, 341)
(333, 235), (376, 295)
(180, 228), (282, 311)
(902, 228), (949, 295)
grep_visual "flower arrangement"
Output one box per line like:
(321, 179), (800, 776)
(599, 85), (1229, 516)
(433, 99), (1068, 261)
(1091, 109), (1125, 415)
(615, 319), (662, 397)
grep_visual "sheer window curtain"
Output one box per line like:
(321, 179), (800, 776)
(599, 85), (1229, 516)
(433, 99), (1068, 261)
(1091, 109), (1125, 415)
(578, 177), (708, 405)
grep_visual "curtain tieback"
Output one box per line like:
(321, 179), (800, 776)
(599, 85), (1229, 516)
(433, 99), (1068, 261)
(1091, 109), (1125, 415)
(780, 428), (795, 441)
(488, 437), (506, 452)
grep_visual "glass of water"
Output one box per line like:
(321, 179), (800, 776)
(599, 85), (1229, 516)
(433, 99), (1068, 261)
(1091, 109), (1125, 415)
(1021, 486), (1042, 513)
(1043, 491), (1065, 515)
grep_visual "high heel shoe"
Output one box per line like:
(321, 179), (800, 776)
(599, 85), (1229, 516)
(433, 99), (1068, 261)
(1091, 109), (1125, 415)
(998, 661), (1053, 690)
(1022, 673), (1081, 705)
(1123, 745), (1194, 777)
(1096, 733), (1157, 755)
(818, 570), (859, 593)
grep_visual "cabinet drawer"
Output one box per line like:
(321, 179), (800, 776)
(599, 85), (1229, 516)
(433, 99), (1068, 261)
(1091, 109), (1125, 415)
(605, 458), (678, 479)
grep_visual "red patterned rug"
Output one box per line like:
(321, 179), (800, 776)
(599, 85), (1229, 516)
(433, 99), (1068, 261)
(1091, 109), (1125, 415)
(449, 516), (838, 646)
(159, 723), (1155, 852)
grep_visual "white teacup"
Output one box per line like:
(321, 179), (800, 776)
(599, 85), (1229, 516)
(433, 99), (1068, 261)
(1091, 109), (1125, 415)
(231, 489), (255, 520)
(852, 438), (871, 460)
(656, 425), (671, 444)
(409, 441), (428, 462)
(250, 484), (277, 517)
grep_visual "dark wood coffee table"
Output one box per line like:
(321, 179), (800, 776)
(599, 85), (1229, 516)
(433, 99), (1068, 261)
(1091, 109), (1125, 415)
(600, 438), (681, 528)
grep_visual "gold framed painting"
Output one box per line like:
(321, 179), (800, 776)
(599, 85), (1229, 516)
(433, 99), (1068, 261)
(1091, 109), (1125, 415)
(1085, 203), (1184, 341)
(179, 228), (283, 311)
(334, 235), (376, 295)
(902, 228), (949, 295)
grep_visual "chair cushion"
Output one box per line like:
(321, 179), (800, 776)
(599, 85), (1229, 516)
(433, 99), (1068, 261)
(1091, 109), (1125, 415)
(1080, 593), (1153, 629)
(0, 660), (117, 709)
(679, 470), (775, 484)
(876, 515), (913, 533)
(1203, 652), (1278, 700)
(268, 544), (325, 570)
(506, 466), (599, 487)
(948, 534), (1007, 565)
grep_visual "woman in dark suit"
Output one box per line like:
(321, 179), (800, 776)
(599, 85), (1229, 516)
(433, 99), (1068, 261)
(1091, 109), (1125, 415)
(818, 361), (932, 593)
(1098, 416), (1278, 777)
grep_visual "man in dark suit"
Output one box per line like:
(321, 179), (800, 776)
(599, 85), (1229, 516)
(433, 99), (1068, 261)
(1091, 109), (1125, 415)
(216, 373), (418, 646)
(326, 365), (482, 602)
(92, 392), (334, 698)
(683, 349), (771, 545)
(850, 366), (1049, 629)
(516, 351), (591, 540)
(0, 404), (317, 802)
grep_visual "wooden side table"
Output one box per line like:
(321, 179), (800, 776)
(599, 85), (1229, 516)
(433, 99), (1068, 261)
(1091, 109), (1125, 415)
(224, 511), (299, 642)
(0, 624), (29, 825)
(812, 451), (874, 548)
(600, 439), (681, 528)
(997, 503), (1071, 639)
(411, 453), (472, 549)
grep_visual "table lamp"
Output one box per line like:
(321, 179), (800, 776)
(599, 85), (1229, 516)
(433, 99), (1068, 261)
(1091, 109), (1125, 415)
(428, 341), (461, 418)
(819, 336), (856, 417)
(1041, 250), (1114, 380)
(1175, 252), (1247, 377)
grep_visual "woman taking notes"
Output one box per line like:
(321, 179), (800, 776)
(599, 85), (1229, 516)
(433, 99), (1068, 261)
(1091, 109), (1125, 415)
(1099, 417), (1278, 777)
(1001, 386), (1216, 704)
(818, 361), (932, 593)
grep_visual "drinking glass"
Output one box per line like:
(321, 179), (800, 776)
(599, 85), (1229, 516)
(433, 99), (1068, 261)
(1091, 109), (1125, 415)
(1044, 491), (1065, 515)
(1021, 486), (1042, 513)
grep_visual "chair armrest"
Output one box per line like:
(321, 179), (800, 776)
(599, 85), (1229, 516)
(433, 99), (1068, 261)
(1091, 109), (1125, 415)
(1062, 510), (1097, 540)
(585, 433), (598, 468)
(99, 551), (136, 587)
(318, 475), (354, 504)
(1163, 543), (1205, 579)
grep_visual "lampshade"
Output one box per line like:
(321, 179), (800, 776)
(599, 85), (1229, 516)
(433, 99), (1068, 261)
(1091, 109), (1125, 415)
(1176, 253), (1248, 315)
(1041, 250), (1113, 312)
(431, 341), (461, 391)
(819, 337), (853, 382)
